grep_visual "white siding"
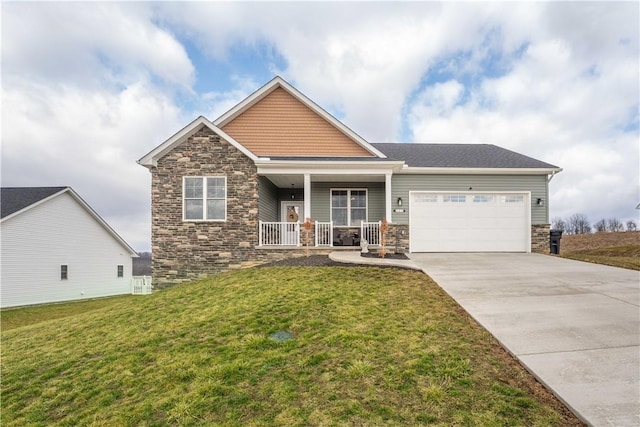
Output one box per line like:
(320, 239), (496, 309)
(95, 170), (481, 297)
(1, 192), (134, 308)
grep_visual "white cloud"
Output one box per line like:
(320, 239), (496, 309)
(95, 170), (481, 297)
(2, 2), (194, 89)
(2, 1), (638, 252)
(2, 78), (184, 250)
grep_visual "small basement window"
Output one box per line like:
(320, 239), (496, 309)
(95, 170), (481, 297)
(117, 265), (124, 278)
(61, 265), (68, 280)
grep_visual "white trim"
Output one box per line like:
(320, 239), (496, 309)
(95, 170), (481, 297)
(257, 166), (399, 176)
(182, 176), (227, 222)
(1, 187), (138, 256)
(212, 76), (387, 158)
(138, 116), (258, 168)
(330, 188), (368, 228)
(399, 166), (563, 175)
(385, 173), (392, 223)
(1, 188), (68, 223)
(303, 173), (311, 221)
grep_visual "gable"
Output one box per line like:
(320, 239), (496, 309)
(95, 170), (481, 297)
(1, 187), (67, 218)
(1, 187), (137, 256)
(220, 87), (374, 157)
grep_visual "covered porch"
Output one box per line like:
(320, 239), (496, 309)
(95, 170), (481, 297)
(255, 158), (402, 248)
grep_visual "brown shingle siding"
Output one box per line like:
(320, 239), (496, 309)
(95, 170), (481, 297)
(221, 87), (373, 157)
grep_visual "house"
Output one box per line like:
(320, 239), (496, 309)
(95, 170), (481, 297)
(0, 187), (138, 308)
(138, 76), (561, 285)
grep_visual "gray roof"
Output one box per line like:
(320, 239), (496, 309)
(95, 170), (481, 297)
(372, 143), (559, 169)
(1, 187), (67, 219)
(265, 156), (394, 162)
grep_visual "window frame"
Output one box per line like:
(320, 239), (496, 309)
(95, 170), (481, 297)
(182, 176), (227, 222)
(60, 265), (68, 280)
(330, 188), (368, 227)
(117, 265), (124, 278)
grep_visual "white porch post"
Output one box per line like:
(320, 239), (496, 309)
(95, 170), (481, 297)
(304, 173), (311, 221)
(385, 172), (392, 222)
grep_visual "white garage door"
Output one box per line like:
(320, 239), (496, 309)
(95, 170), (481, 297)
(410, 192), (530, 252)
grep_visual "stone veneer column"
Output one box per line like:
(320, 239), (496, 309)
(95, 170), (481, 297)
(531, 224), (551, 254)
(385, 224), (410, 253)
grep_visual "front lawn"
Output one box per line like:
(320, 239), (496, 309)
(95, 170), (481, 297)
(561, 245), (640, 270)
(1, 267), (581, 426)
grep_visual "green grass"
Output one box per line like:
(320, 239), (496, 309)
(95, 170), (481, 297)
(1, 267), (579, 426)
(1, 295), (133, 331)
(561, 245), (640, 270)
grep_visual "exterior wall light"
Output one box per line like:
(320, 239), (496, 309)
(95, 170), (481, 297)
(536, 198), (544, 206)
(397, 197), (403, 206)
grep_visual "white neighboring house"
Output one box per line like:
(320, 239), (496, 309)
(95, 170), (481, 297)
(1, 187), (138, 308)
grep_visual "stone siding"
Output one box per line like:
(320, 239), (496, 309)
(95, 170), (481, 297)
(385, 224), (410, 253)
(531, 224), (550, 254)
(150, 126), (347, 286)
(151, 126), (257, 285)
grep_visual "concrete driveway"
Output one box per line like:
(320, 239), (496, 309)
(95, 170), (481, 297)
(409, 253), (639, 427)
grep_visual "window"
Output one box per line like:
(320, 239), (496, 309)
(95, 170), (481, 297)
(473, 195), (495, 203)
(443, 195), (466, 203)
(117, 265), (124, 278)
(501, 195), (524, 204)
(331, 189), (367, 226)
(60, 265), (68, 280)
(413, 194), (437, 204)
(183, 177), (226, 221)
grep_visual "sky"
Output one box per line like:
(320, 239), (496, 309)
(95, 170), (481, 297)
(2, 2), (639, 252)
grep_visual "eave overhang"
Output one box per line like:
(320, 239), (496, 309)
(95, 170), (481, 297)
(1, 188), (138, 257)
(255, 158), (405, 176)
(397, 166), (563, 175)
(137, 116), (258, 168)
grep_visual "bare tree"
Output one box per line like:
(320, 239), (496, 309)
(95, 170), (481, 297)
(626, 220), (637, 231)
(567, 213), (592, 234)
(607, 218), (625, 232)
(551, 217), (566, 232)
(594, 219), (607, 232)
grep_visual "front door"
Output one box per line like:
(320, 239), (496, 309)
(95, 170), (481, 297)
(281, 201), (304, 223)
(281, 201), (304, 246)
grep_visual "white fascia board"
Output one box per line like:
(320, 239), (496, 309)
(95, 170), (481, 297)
(213, 76), (387, 159)
(257, 166), (399, 176)
(259, 168), (396, 176)
(398, 166), (563, 175)
(213, 77), (281, 127)
(0, 188), (69, 223)
(65, 188), (139, 256)
(0, 188), (138, 256)
(255, 159), (404, 173)
(137, 116), (258, 167)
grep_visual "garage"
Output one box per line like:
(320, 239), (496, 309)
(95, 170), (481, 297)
(409, 192), (530, 252)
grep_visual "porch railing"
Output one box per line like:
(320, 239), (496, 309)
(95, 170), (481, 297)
(315, 221), (333, 247)
(259, 221), (300, 246)
(361, 221), (381, 246)
(131, 276), (153, 295)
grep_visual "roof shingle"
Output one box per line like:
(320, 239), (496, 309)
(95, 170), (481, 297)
(372, 143), (559, 169)
(1, 187), (67, 219)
